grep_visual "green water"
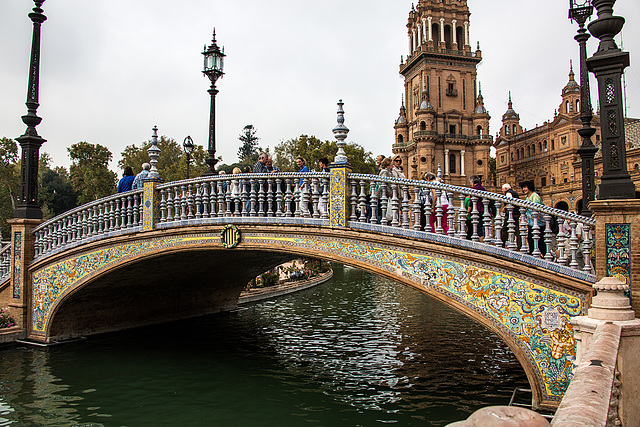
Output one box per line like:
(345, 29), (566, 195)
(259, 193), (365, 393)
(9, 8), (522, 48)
(0, 265), (528, 426)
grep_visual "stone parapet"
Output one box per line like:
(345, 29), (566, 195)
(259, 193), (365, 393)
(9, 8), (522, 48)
(589, 199), (640, 317)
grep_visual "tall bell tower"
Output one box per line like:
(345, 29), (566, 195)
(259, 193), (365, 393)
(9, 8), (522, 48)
(392, 0), (493, 185)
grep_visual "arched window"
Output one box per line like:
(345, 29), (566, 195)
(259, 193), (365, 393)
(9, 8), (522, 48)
(544, 140), (548, 150)
(431, 23), (439, 47)
(512, 124), (517, 135)
(477, 125), (483, 135)
(576, 99), (580, 113)
(444, 25), (452, 49)
(397, 134), (404, 143)
(450, 153), (456, 174)
(539, 142), (542, 152)
(505, 125), (509, 135)
(566, 100), (570, 113)
(420, 121), (427, 131)
(456, 26), (464, 50)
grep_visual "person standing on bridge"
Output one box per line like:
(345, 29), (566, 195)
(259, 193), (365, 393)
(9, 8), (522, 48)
(117, 166), (135, 193)
(520, 180), (546, 257)
(131, 163), (151, 190)
(253, 152), (269, 174)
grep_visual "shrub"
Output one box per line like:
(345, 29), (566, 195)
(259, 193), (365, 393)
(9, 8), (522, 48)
(0, 308), (15, 329)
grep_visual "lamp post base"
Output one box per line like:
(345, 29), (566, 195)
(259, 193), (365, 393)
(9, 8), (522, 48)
(598, 178), (637, 200)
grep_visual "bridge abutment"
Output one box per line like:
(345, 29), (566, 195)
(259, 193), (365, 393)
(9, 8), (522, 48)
(590, 199), (640, 317)
(3, 219), (41, 333)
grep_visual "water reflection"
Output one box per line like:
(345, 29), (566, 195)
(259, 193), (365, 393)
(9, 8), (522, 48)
(0, 264), (527, 426)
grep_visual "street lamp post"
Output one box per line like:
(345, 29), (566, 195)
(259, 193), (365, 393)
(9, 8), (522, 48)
(569, 0), (598, 216)
(183, 136), (194, 179)
(586, 0), (635, 199)
(14, 0), (47, 219)
(201, 29), (225, 176)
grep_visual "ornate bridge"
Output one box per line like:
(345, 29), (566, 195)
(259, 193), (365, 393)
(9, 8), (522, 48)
(1, 169), (598, 409)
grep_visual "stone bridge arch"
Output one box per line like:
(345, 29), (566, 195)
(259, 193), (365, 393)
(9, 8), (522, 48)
(28, 224), (592, 410)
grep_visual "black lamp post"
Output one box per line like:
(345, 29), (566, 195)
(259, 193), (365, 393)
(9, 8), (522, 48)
(569, 0), (598, 216)
(183, 135), (194, 179)
(14, 0), (47, 219)
(201, 29), (225, 176)
(586, 0), (635, 199)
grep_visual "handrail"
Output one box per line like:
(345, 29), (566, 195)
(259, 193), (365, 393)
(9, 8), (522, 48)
(30, 172), (596, 279)
(0, 243), (10, 283)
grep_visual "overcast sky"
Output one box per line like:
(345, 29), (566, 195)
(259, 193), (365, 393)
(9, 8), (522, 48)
(1, 0), (639, 172)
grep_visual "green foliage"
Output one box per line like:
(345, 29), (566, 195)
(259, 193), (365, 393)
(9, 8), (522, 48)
(0, 308), (15, 329)
(118, 136), (208, 183)
(273, 135), (376, 174)
(0, 138), (19, 240)
(237, 125), (260, 164)
(68, 141), (117, 205)
(39, 167), (78, 218)
(259, 271), (279, 288)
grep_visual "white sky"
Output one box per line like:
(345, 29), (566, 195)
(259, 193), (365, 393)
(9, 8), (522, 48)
(1, 0), (639, 172)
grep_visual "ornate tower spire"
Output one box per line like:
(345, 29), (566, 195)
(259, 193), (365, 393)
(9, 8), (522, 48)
(332, 99), (350, 164)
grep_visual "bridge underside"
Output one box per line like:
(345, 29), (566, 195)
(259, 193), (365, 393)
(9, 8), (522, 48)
(48, 250), (292, 340)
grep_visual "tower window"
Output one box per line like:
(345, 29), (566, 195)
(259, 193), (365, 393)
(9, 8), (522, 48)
(576, 99), (580, 112)
(505, 125), (509, 135)
(398, 134), (404, 143)
(450, 153), (456, 174)
(476, 125), (483, 136)
(420, 121), (426, 131)
(512, 124), (517, 135)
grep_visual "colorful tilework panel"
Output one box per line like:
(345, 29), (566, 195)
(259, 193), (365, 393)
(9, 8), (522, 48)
(12, 231), (22, 299)
(330, 167), (347, 227)
(606, 224), (631, 297)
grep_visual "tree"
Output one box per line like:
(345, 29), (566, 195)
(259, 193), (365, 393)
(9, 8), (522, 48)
(39, 166), (78, 219)
(489, 156), (497, 187)
(118, 136), (208, 183)
(273, 134), (377, 174)
(237, 125), (260, 164)
(68, 141), (117, 205)
(0, 138), (19, 240)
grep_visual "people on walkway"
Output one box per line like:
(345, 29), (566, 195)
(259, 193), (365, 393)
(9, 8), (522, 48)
(465, 175), (487, 241)
(392, 156), (406, 179)
(376, 155), (385, 172)
(520, 180), (546, 257)
(253, 153), (269, 174)
(266, 156), (279, 173)
(131, 163), (151, 190)
(230, 167), (242, 214)
(501, 183), (521, 246)
(377, 157), (395, 222)
(425, 172), (449, 234)
(117, 166), (135, 193)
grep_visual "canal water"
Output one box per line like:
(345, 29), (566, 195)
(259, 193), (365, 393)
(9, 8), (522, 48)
(0, 264), (528, 426)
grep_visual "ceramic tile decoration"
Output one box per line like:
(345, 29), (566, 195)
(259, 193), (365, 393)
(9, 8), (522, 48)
(330, 167), (348, 227)
(246, 233), (586, 402)
(12, 231), (21, 299)
(606, 224), (631, 294)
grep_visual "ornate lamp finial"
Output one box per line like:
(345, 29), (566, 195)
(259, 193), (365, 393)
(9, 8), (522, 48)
(147, 125), (161, 180)
(332, 99), (350, 164)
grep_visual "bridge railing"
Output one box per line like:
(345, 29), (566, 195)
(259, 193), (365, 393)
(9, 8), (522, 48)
(0, 243), (10, 284)
(32, 189), (144, 259)
(30, 172), (596, 277)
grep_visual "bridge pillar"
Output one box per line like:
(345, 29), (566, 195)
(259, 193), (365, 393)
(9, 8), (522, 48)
(142, 179), (161, 231)
(5, 219), (41, 331)
(328, 163), (352, 227)
(556, 277), (640, 426)
(590, 199), (640, 317)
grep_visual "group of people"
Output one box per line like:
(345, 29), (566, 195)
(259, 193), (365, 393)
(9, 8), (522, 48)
(117, 163), (151, 193)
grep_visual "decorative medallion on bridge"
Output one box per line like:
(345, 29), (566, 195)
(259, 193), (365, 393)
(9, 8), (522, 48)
(221, 225), (241, 249)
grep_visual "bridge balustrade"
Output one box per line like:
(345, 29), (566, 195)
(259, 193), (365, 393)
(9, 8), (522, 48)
(28, 172), (595, 276)
(0, 244), (10, 283)
(32, 190), (144, 260)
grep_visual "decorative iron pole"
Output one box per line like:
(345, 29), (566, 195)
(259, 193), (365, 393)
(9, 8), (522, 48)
(586, 0), (635, 199)
(201, 30), (225, 176)
(569, 0), (598, 216)
(14, 0), (47, 219)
